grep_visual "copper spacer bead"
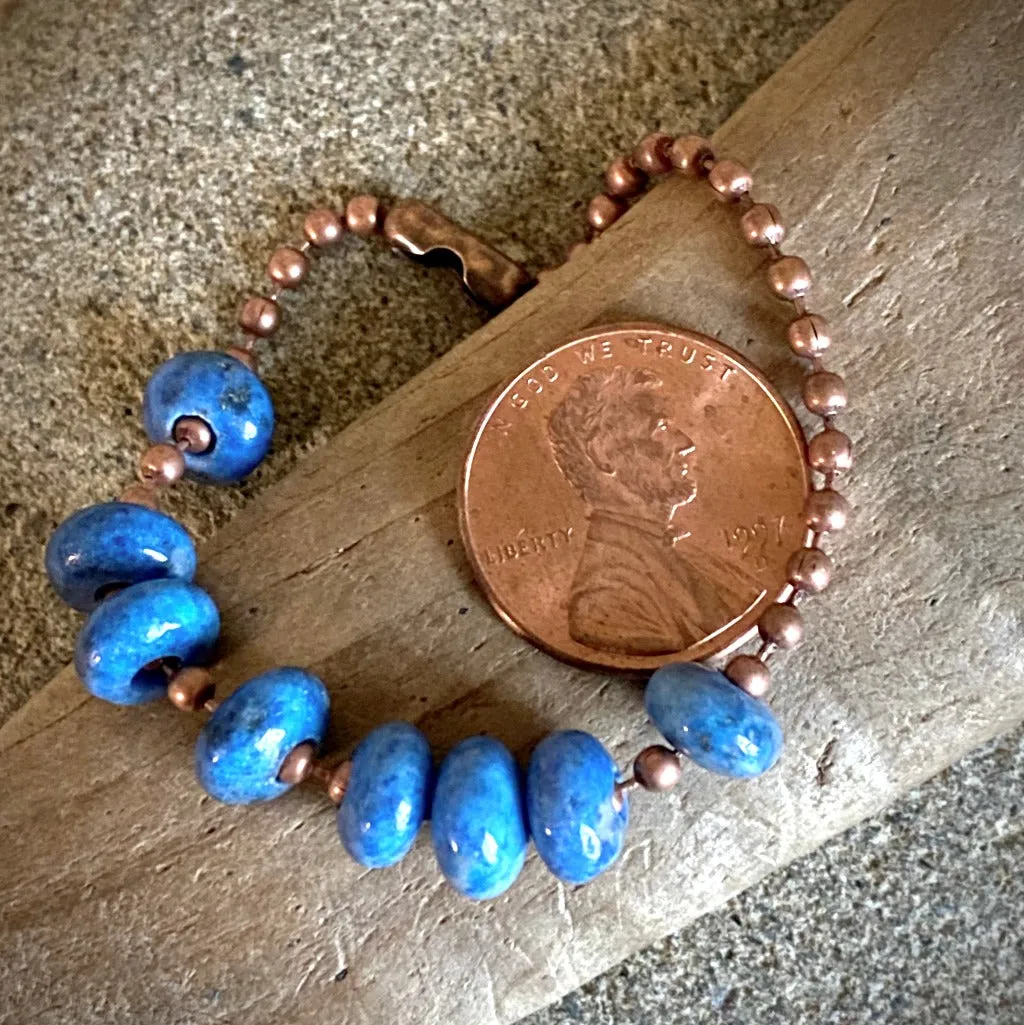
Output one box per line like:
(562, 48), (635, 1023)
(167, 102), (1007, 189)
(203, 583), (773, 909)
(326, 761), (353, 805)
(267, 247), (309, 289)
(707, 158), (753, 202)
(725, 654), (771, 697)
(303, 208), (344, 247)
(119, 483), (159, 508)
(803, 372), (848, 417)
(768, 255), (812, 300)
(238, 295), (280, 337)
(758, 603), (804, 649)
(787, 547), (833, 593)
(278, 741), (318, 785)
(605, 156), (646, 198)
(805, 488), (850, 533)
(787, 314), (832, 357)
(669, 134), (715, 176)
(167, 667), (215, 711)
(808, 428), (854, 472)
(740, 203), (786, 247)
(225, 345), (259, 372)
(173, 416), (213, 454)
(633, 745), (683, 791)
(139, 443), (185, 486)
(345, 195), (383, 237)
(632, 132), (675, 176)
(587, 194), (626, 232)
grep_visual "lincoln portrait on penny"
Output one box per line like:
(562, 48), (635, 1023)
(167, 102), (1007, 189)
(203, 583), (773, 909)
(547, 364), (762, 656)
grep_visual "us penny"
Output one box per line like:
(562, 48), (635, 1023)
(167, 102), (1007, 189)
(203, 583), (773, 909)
(458, 322), (811, 672)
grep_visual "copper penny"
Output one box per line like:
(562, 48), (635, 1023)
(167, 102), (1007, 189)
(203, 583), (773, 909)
(458, 322), (810, 672)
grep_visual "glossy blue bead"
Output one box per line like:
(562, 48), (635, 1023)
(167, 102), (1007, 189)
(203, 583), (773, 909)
(431, 736), (529, 900)
(74, 578), (219, 705)
(45, 501), (197, 612)
(196, 667), (330, 804)
(645, 662), (783, 778)
(338, 721), (434, 869)
(142, 350), (274, 484)
(527, 730), (629, 885)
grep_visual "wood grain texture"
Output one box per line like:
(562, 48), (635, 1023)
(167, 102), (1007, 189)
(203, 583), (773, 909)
(3, 0), (1022, 1021)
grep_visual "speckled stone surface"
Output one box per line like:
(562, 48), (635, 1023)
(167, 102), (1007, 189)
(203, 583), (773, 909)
(527, 730), (628, 885)
(74, 578), (219, 704)
(196, 666), (330, 803)
(45, 500), (197, 611)
(3, 0), (1022, 1020)
(646, 662), (783, 778)
(142, 350), (275, 483)
(431, 735), (529, 900)
(338, 720), (434, 868)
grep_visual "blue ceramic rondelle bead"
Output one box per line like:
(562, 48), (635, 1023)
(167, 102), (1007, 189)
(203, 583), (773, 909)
(338, 721), (434, 869)
(527, 730), (629, 885)
(142, 350), (274, 484)
(74, 578), (219, 705)
(196, 667), (330, 804)
(645, 662), (783, 778)
(430, 736), (529, 900)
(45, 501), (197, 612)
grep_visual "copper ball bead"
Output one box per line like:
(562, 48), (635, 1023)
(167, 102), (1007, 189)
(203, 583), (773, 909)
(787, 547), (833, 593)
(633, 132), (675, 176)
(139, 443), (185, 486)
(345, 195), (383, 237)
(633, 745), (683, 791)
(303, 208), (344, 247)
(805, 488), (850, 533)
(739, 203), (786, 247)
(238, 296), (280, 337)
(725, 654), (771, 697)
(787, 314), (832, 357)
(758, 603), (804, 649)
(278, 741), (317, 785)
(167, 667), (215, 712)
(803, 372), (848, 417)
(605, 156), (646, 198)
(768, 255), (812, 300)
(669, 134), (714, 176)
(173, 416), (213, 455)
(808, 429), (854, 472)
(631, 132), (672, 176)
(707, 159), (753, 202)
(267, 246), (309, 289)
(587, 194), (626, 232)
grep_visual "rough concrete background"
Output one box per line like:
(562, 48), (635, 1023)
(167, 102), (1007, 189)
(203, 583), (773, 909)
(2, 0), (1021, 1022)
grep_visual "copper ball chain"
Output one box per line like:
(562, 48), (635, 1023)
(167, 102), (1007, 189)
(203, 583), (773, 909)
(124, 131), (850, 801)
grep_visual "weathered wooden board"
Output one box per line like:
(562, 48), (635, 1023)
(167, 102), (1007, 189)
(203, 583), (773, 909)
(3, 0), (1022, 1022)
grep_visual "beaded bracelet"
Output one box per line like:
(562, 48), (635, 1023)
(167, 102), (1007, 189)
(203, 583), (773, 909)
(45, 132), (850, 900)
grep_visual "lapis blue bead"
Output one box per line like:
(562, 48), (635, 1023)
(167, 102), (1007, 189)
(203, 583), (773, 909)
(45, 501), (197, 613)
(196, 667), (330, 805)
(142, 350), (274, 484)
(645, 662), (783, 778)
(430, 736), (529, 900)
(527, 730), (629, 885)
(338, 721), (434, 869)
(74, 578), (219, 705)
